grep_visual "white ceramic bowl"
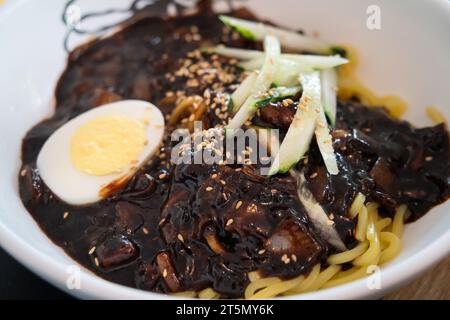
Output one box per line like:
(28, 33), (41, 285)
(0, 0), (449, 300)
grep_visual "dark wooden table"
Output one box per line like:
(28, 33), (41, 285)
(0, 246), (448, 300)
(384, 256), (450, 300)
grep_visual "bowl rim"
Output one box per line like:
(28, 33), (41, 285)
(0, 0), (449, 300)
(1, 205), (449, 299)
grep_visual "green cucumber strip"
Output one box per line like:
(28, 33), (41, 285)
(213, 45), (262, 60)
(315, 107), (339, 175)
(239, 55), (348, 72)
(219, 15), (331, 54)
(268, 72), (322, 175)
(320, 68), (338, 126)
(231, 72), (258, 113)
(226, 35), (281, 134)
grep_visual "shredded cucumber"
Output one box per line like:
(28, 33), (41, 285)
(219, 15), (331, 54)
(315, 104), (339, 175)
(212, 45), (262, 60)
(268, 72), (322, 175)
(230, 72), (257, 113)
(226, 35), (281, 134)
(239, 55), (348, 72)
(320, 68), (338, 126)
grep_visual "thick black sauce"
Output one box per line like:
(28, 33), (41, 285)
(19, 6), (449, 298)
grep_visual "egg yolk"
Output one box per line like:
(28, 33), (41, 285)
(70, 115), (147, 176)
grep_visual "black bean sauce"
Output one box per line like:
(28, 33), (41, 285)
(19, 6), (450, 298)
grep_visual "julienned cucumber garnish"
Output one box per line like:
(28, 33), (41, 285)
(238, 54), (348, 72)
(208, 45), (347, 87)
(315, 94), (339, 175)
(219, 15), (332, 54)
(229, 72), (257, 114)
(320, 68), (338, 126)
(226, 35), (281, 134)
(219, 17), (341, 175)
(268, 72), (322, 175)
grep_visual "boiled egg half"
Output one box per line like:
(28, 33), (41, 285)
(37, 100), (165, 205)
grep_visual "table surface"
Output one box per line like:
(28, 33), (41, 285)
(0, 246), (448, 300)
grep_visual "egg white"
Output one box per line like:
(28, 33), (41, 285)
(37, 100), (165, 205)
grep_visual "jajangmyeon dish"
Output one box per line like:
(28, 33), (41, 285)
(19, 1), (449, 299)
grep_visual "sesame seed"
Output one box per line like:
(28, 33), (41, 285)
(88, 247), (96, 255)
(94, 257), (100, 267)
(159, 218), (166, 226)
(63, 211), (69, 219)
(177, 234), (184, 242)
(211, 173), (218, 179)
(310, 172), (318, 179)
(220, 180), (226, 185)
(223, 193), (229, 201)
(258, 249), (266, 255)
(226, 219), (234, 226)
(291, 254), (297, 262)
(163, 269), (168, 277)
(235, 200), (243, 209)
(425, 156), (433, 162)
(206, 186), (213, 192)
(143, 227), (149, 235)
(20, 168), (27, 177)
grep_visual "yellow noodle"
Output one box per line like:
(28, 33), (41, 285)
(248, 275), (302, 299)
(355, 205), (368, 241)
(306, 265), (342, 292)
(248, 270), (261, 282)
(376, 217), (392, 232)
(168, 97), (194, 125)
(392, 204), (407, 238)
(188, 99), (208, 132)
(348, 192), (366, 218)
(322, 266), (368, 288)
(426, 106), (447, 125)
(338, 45), (407, 118)
(198, 287), (220, 299)
(353, 209), (381, 266)
(286, 264), (321, 294)
(241, 201), (405, 298)
(379, 232), (401, 264)
(244, 276), (282, 299)
(327, 241), (369, 265)
(173, 291), (197, 298)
